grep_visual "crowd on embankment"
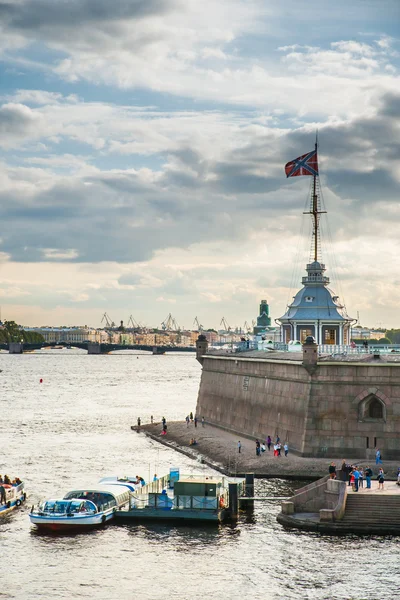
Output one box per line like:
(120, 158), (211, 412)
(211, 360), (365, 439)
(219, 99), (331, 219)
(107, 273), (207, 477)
(134, 418), (400, 480)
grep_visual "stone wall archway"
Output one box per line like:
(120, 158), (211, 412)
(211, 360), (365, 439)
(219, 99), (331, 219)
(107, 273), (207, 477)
(357, 389), (387, 423)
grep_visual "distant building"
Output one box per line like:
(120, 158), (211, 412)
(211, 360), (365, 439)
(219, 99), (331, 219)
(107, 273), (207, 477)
(253, 300), (271, 335)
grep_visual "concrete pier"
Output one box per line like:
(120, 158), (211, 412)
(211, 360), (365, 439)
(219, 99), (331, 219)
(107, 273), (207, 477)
(9, 343), (23, 354)
(278, 475), (400, 535)
(152, 347), (166, 355)
(87, 343), (102, 355)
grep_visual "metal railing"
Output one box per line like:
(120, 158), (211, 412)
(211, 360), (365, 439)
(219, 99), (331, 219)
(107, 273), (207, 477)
(234, 342), (400, 355)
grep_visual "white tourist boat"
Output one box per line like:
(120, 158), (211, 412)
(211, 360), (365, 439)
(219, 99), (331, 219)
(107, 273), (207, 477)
(29, 483), (131, 532)
(0, 480), (26, 516)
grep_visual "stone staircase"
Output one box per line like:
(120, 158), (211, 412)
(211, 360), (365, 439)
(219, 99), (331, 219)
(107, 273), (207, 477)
(341, 494), (400, 531)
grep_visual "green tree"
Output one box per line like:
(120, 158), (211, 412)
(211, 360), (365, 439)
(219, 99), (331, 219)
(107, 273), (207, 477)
(385, 329), (400, 344)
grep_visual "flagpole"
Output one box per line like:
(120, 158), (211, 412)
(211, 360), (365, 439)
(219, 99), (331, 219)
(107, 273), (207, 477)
(312, 137), (318, 262)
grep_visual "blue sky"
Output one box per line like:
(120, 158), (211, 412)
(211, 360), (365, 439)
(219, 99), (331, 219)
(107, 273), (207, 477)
(0, 0), (399, 329)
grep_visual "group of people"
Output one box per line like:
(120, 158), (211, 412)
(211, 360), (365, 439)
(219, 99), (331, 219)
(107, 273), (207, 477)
(0, 475), (20, 486)
(185, 413), (205, 428)
(0, 475), (22, 504)
(329, 461), (384, 490)
(236, 436), (289, 457)
(189, 438), (198, 446)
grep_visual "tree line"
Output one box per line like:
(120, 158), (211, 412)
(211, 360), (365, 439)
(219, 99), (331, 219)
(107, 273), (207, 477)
(0, 321), (44, 344)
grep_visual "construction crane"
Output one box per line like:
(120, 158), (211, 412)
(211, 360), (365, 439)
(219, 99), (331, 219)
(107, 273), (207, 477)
(220, 317), (231, 331)
(193, 317), (203, 331)
(243, 321), (252, 333)
(127, 315), (141, 329)
(101, 312), (115, 328)
(161, 313), (180, 331)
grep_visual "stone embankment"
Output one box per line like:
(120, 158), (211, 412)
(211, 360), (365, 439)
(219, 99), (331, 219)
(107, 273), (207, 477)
(135, 421), (400, 479)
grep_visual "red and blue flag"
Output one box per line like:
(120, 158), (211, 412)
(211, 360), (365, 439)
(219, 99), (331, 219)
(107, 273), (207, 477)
(285, 149), (319, 178)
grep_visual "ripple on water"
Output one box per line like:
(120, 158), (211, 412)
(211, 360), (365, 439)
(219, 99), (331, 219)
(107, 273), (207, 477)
(0, 352), (398, 599)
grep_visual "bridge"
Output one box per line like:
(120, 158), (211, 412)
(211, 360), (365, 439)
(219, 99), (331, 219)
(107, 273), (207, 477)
(0, 342), (196, 355)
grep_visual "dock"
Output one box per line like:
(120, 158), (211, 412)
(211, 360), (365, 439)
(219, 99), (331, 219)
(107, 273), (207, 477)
(115, 471), (251, 524)
(277, 475), (400, 535)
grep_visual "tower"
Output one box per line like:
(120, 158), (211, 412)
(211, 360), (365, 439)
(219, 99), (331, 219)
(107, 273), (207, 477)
(278, 139), (354, 345)
(253, 300), (271, 335)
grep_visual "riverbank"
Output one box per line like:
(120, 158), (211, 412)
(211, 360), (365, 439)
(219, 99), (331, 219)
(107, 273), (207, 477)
(134, 421), (400, 479)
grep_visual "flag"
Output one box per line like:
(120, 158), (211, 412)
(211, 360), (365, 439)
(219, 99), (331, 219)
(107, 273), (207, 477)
(285, 149), (318, 178)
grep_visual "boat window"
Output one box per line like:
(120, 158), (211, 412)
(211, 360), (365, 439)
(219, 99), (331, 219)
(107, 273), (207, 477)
(64, 491), (117, 510)
(46, 500), (70, 513)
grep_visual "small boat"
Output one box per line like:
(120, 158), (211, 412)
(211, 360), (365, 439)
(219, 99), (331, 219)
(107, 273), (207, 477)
(29, 483), (131, 532)
(0, 480), (26, 516)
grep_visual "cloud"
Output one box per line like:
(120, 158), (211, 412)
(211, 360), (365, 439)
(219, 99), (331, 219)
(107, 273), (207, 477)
(0, 89), (399, 269)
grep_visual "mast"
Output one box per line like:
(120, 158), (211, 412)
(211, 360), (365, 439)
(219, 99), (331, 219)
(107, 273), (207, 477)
(312, 139), (318, 262)
(304, 134), (325, 262)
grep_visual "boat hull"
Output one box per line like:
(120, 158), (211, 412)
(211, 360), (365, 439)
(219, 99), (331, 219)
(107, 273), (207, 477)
(0, 486), (26, 517)
(29, 510), (115, 531)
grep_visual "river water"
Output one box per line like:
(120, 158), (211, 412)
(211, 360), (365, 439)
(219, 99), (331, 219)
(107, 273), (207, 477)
(0, 350), (397, 599)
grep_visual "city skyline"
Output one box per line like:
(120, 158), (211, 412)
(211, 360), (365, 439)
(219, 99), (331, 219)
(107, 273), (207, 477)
(0, 1), (400, 328)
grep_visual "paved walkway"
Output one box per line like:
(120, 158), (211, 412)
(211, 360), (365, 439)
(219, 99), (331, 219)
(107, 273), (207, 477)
(347, 479), (400, 495)
(139, 420), (400, 479)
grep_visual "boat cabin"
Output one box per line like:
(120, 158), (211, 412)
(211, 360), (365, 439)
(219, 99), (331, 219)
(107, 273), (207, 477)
(41, 499), (97, 514)
(63, 484), (131, 511)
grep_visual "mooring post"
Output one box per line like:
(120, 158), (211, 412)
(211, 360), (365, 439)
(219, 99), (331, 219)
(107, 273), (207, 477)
(228, 483), (238, 520)
(245, 473), (254, 497)
(241, 473), (255, 510)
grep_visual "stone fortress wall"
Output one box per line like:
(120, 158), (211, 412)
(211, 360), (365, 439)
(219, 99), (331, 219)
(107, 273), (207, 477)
(195, 337), (400, 459)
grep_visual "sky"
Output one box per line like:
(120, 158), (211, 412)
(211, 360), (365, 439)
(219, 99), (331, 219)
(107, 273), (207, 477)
(0, 0), (400, 330)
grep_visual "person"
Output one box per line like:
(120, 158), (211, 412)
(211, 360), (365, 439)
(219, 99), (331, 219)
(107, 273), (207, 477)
(153, 474), (158, 482)
(189, 412), (193, 422)
(186, 415), (190, 427)
(340, 460), (347, 482)
(3, 475), (10, 485)
(139, 477), (146, 486)
(276, 435), (280, 444)
(350, 470), (355, 491)
(137, 417), (141, 428)
(365, 466), (373, 489)
(150, 415), (154, 424)
(284, 443), (289, 457)
(328, 462), (336, 479)
(397, 467), (400, 486)
(194, 415), (198, 428)
(189, 438), (197, 446)
(378, 468), (385, 490)
(375, 449), (382, 464)
(267, 436), (272, 451)
(348, 465), (354, 487)
(256, 439), (260, 456)
(201, 417), (205, 427)
(261, 443), (266, 453)
(0, 475), (3, 484)
(359, 467), (364, 488)
(0, 485), (5, 505)
(277, 442), (281, 457)
(162, 416), (166, 428)
(238, 440), (241, 454)
(273, 443), (278, 457)
(352, 466), (360, 492)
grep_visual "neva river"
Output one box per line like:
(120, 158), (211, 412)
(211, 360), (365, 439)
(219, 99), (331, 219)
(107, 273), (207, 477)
(0, 350), (398, 599)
